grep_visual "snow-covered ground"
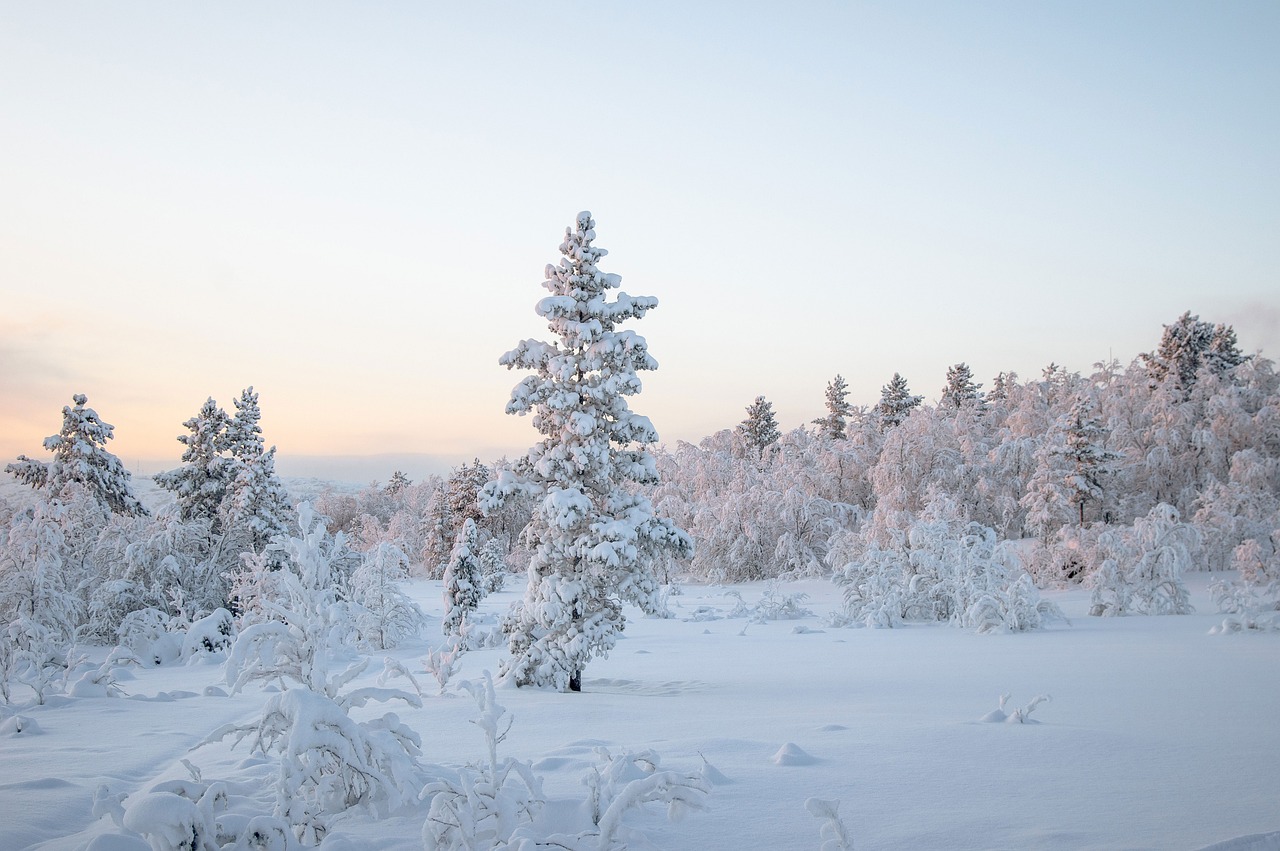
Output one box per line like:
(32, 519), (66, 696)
(3, 574), (1278, 850)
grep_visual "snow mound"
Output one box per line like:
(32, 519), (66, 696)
(81, 834), (150, 851)
(0, 715), (43, 736)
(772, 742), (818, 765)
(1197, 832), (1280, 851)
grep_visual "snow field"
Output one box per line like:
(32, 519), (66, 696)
(2, 574), (1278, 850)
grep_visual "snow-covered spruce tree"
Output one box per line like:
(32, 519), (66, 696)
(1058, 394), (1120, 525)
(813, 375), (852, 440)
(479, 538), (509, 593)
(940, 362), (984, 411)
(481, 212), (692, 692)
(873, 372), (923, 430)
(153, 397), (233, 530)
(442, 518), (484, 636)
(221, 387), (293, 559)
(423, 460), (492, 578)
(6, 394), (147, 517)
(738, 395), (781, 457)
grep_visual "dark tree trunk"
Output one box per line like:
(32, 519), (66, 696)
(569, 670), (582, 692)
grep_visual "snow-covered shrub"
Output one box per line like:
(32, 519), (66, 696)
(420, 672), (545, 850)
(423, 640), (463, 695)
(348, 542), (424, 651)
(1089, 503), (1197, 616)
(67, 646), (137, 698)
(585, 747), (708, 848)
(805, 797), (855, 851)
(118, 607), (183, 666)
(1208, 536), (1280, 632)
(725, 583), (814, 623)
(181, 608), (236, 661)
(832, 495), (1062, 632)
(223, 504), (363, 698)
(979, 693), (1052, 723)
(963, 573), (1064, 634)
(121, 790), (218, 851)
(830, 542), (908, 628)
(421, 671), (707, 850)
(5, 616), (68, 705)
(205, 687), (423, 844)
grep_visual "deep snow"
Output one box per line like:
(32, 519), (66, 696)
(2, 574), (1278, 850)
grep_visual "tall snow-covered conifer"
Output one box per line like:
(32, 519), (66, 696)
(738, 396), (780, 456)
(941, 363), (984, 411)
(6, 394), (147, 517)
(154, 397), (233, 529)
(813, 375), (852, 440)
(482, 212), (692, 692)
(874, 373), (923, 430)
(221, 387), (293, 557)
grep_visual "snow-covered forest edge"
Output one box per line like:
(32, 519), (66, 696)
(3, 306), (1280, 850)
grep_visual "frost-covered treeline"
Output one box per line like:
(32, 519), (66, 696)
(648, 313), (1279, 625)
(2, 313), (1278, 667)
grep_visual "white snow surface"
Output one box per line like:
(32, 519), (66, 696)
(2, 573), (1278, 850)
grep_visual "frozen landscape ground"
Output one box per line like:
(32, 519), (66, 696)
(2, 572), (1277, 851)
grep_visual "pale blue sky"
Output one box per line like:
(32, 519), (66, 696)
(2, 2), (1277, 481)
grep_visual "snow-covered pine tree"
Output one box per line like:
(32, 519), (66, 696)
(385, 470), (412, 496)
(6, 394), (147, 517)
(1143, 312), (1248, 388)
(940, 362), (984, 411)
(813, 375), (852, 440)
(987, 371), (1019, 405)
(479, 537), (509, 593)
(221, 387), (293, 557)
(481, 212), (692, 692)
(153, 397), (233, 530)
(873, 373), (923, 430)
(1059, 394), (1120, 526)
(738, 396), (780, 457)
(442, 518), (484, 636)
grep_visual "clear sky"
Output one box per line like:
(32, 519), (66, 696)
(2, 2), (1277, 483)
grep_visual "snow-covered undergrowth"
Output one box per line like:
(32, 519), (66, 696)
(1, 575), (1279, 850)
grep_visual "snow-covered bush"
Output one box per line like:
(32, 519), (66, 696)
(420, 671), (708, 850)
(205, 687), (423, 844)
(584, 746), (708, 847)
(67, 646), (137, 698)
(420, 672), (545, 850)
(223, 504), (363, 698)
(118, 607), (183, 666)
(1089, 504), (1197, 616)
(349, 542), (424, 651)
(831, 496), (1062, 632)
(181, 608), (236, 661)
(726, 583), (814, 623)
(121, 790), (219, 851)
(979, 692), (1052, 724)
(805, 797), (855, 851)
(1208, 533), (1280, 632)
(423, 640), (463, 696)
(5, 616), (68, 705)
